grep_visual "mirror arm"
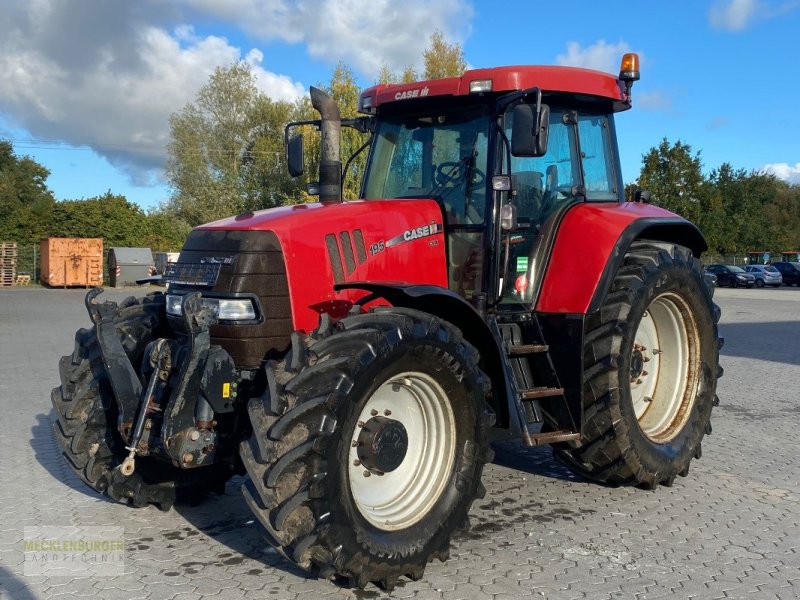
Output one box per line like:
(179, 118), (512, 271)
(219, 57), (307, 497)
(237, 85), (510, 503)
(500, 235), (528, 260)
(284, 119), (321, 146)
(341, 135), (373, 198)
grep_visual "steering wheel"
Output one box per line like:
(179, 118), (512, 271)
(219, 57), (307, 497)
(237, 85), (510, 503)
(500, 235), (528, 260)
(435, 161), (486, 187)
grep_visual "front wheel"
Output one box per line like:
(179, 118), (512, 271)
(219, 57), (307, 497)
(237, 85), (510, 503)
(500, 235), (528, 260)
(755, 279), (765, 288)
(241, 308), (493, 589)
(551, 241), (721, 489)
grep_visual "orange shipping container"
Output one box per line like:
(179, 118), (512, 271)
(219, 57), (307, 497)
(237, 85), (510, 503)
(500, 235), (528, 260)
(40, 238), (103, 287)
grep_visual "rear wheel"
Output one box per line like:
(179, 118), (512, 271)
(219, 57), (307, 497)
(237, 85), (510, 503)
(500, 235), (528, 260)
(240, 308), (493, 589)
(51, 296), (231, 509)
(755, 278), (765, 288)
(551, 241), (721, 488)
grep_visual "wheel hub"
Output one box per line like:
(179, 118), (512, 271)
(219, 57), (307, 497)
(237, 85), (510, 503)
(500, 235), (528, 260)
(630, 347), (645, 381)
(357, 416), (408, 474)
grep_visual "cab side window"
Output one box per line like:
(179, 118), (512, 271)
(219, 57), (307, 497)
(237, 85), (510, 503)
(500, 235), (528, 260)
(577, 115), (617, 200)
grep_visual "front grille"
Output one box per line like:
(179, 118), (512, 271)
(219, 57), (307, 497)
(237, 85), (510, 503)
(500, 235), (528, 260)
(163, 262), (222, 287)
(169, 229), (292, 368)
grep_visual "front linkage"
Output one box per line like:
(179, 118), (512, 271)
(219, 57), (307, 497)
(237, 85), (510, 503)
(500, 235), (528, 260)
(84, 288), (240, 475)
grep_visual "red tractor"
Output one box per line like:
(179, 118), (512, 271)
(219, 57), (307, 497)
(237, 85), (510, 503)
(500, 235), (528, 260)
(52, 53), (722, 589)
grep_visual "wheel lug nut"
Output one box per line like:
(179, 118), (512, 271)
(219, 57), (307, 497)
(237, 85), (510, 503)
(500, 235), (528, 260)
(642, 370), (648, 376)
(643, 356), (650, 362)
(351, 440), (359, 447)
(357, 421), (365, 428)
(384, 409), (392, 416)
(370, 409), (378, 416)
(353, 459), (361, 466)
(363, 470), (371, 477)
(636, 378), (643, 384)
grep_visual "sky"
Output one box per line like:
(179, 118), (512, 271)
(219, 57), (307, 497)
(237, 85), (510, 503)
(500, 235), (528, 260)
(1, 0), (799, 211)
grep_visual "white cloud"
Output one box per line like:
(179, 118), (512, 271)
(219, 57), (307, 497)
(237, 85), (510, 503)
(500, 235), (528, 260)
(0, 1), (305, 186)
(555, 40), (632, 74)
(709, 0), (761, 30)
(760, 162), (800, 184)
(176, 0), (474, 77)
(708, 0), (800, 31)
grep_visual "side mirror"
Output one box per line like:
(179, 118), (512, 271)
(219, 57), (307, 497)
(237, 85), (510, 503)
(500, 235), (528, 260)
(511, 103), (549, 157)
(500, 203), (517, 231)
(287, 135), (304, 178)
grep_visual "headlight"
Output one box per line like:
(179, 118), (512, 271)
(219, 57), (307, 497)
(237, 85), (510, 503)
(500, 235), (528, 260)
(166, 294), (257, 321)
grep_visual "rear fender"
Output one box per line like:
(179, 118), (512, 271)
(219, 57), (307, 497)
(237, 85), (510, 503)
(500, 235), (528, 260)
(536, 203), (707, 314)
(586, 219), (707, 314)
(335, 282), (513, 428)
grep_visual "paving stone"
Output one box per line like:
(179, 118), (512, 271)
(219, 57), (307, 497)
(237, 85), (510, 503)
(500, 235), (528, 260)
(1, 284), (798, 599)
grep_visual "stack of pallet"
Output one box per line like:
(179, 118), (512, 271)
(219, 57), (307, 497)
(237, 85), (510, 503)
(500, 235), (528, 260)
(1, 242), (18, 286)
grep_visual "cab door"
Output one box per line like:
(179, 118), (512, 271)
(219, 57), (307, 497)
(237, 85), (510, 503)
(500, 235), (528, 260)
(495, 107), (622, 308)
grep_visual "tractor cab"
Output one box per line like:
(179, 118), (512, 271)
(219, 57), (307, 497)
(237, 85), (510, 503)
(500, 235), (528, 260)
(353, 58), (637, 310)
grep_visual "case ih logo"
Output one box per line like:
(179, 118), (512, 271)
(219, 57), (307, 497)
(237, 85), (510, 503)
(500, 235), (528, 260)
(386, 223), (441, 248)
(394, 86), (429, 100)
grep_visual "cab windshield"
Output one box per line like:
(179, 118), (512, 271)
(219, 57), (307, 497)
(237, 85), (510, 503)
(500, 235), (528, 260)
(362, 107), (491, 224)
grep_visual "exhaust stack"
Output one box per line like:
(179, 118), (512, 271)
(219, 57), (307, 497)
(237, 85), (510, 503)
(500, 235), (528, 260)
(310, 86), (342, 204)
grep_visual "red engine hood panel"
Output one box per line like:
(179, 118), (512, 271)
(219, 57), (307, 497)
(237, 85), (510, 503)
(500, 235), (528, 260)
(198, 200), (448, 332)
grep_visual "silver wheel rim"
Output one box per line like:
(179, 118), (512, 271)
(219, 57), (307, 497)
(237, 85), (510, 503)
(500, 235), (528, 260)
(348, 371), (456, 531)
(630, 292), (701, 442)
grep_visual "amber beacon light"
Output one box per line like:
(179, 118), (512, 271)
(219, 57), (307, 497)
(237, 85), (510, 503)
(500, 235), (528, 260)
(619, 53), (640, 103)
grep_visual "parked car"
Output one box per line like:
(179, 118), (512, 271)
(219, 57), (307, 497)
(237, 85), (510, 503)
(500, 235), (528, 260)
(772, 261), (800, 286)
(744, 264), (783, 287)
(703, 269), (718, 287)
(705, 264), (756, 288)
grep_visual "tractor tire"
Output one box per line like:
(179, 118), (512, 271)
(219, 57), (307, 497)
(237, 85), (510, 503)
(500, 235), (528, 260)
(240, 307), (494, 589)
(51, 295), (231, 510)
(550, 241), (721, 489)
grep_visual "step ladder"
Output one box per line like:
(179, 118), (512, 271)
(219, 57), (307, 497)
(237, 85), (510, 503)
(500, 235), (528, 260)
(500, 320), (581, 447)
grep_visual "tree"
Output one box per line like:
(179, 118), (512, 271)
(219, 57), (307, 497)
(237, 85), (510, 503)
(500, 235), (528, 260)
(0, 140), (56, 244)
(401, 65), (419, 83)
(50, 192), (150, 247)
(638, 138), (706, 224)
(377, 63), (397, 85)
(143, 209), (193, 252)
(376, 31), (466, 86)
(423, 30), (467, 79)
(328, 63), (369, 199)
(167, 63), (275, 225)
(241, 95), (307, 209)
(763, 181), (800, 252)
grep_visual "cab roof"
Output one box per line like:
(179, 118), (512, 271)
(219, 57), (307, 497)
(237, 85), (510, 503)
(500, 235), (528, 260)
(360, 65), (627, 112)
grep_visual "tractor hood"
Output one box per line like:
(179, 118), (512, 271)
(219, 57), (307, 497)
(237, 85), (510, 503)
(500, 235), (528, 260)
(194, 199), (449, 332)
